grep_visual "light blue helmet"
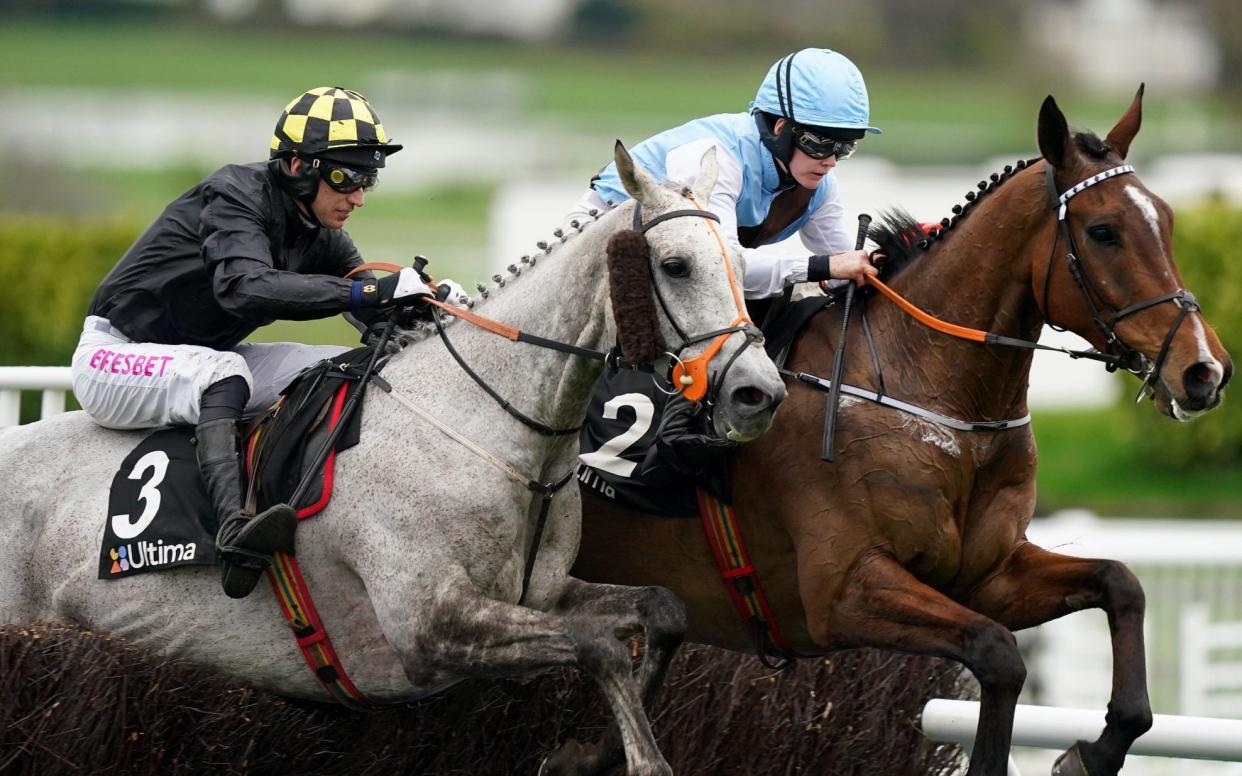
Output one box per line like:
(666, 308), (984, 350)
(749, 49), (881, 134)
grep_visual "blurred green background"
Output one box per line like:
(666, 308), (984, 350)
(1, 1), (1239, 515)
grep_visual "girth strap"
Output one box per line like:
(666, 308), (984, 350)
(696, 488), (796, 669)
(267, 550), (369, 707)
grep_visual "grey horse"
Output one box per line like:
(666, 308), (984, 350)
(0, 144), (786, 776)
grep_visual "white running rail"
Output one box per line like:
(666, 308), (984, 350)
(920, 699), (1242, 775)
(0, 366), (72, 427)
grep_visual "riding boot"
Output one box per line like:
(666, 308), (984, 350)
(195, 417), (297, 599)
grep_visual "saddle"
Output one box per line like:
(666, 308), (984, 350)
(98, 347), (381, 580)
(244, 346), (379, 518)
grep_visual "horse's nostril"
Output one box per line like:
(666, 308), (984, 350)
(1183, 362), (1220, 401)
(734, 386), (768, 407)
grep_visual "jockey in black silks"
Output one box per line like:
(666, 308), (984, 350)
(71, 87), (464, 599)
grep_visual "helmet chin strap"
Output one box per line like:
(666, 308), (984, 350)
(753, 112), (798, 189)
(269, 155), (324, 227)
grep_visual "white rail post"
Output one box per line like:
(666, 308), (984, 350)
(0, 366), (73, 427)
(0, 388), (18, 427)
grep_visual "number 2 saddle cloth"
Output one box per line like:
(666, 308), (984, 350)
(577, 295), (834, 518)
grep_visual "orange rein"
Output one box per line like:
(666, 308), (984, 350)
(345, 262), (521, 341)
(864, 276), (989, 343)
(348, 196), (752, 404)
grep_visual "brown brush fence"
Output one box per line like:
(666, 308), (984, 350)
(1, 624), (967, 775)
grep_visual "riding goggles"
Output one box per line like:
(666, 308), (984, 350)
(320, 162), (378, 194)
(792, 127), (857, 160)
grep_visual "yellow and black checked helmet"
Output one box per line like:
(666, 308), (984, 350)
(270, 86), (402, 168)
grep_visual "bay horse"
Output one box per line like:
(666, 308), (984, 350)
(574, 90), (1232, 776)
(0, 144), (786, 776)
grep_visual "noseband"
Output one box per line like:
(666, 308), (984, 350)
(1042, 163), (1200, 400)
(631, 201), (764, 406)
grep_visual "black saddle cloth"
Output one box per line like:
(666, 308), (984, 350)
(98, 427), (218, 579)
(577, 295), (837, 520)
(577, 364), (729, 518)
(96, 346), (380, 580)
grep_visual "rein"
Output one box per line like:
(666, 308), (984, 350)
(349, 197), (759, 432)
(348, 261), (608, 436)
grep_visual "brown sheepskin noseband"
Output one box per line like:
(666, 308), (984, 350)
(606, 228), (667, 364)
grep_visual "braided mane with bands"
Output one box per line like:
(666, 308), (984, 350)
(867, 156), (1041, 280)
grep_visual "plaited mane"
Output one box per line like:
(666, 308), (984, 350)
(868, 157), (1040, 280)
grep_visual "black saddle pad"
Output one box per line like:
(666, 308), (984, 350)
(761, 294), (835, 366)
(97, 347), (379, 581)
(98, 427), (218, 580)
(250, 346), (374, 516)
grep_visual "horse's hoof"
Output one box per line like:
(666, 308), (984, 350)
(1052, 743), (1091, 776)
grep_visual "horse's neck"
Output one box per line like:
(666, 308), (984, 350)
(384, 209), (618, 434)
(868, 169), (1052, 419)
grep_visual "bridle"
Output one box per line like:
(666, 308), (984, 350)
(799, 159), (1209, 435)
(632, 200), (764, 408)
(350, 195), (761, 435)
(1041, 162), (1200, 401)
(859, 161), (1205, 399)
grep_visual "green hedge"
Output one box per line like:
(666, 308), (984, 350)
(1122, 200), (1242, 467)
(0, 216), (141, 366)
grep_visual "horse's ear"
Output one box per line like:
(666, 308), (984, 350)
(1105, 83), (1144, 160)
(691, 146), (719, 204)
(614, 140), (660, 204)
(1038, 95), (1070, 168)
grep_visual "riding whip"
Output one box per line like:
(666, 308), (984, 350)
(821, 213), (871, 462)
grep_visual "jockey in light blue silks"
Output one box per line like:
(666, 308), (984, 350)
(566, 48), (883, 298)
(570, 49), (885, 492)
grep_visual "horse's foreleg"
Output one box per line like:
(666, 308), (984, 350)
(964, 541), (1152, 776)
(541, 578), (688, 775)
(826, 552), (1026, 776)
(387, 579), (670, 776)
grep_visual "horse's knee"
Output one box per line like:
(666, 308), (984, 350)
(1107, 700), (1153, 739)
(965, 622), (1026, 693)
(637, 586), (687, 648)
(1094, 560), (1146, 619)
(569, 620), (633, 676)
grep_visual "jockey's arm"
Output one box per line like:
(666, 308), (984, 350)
(201, 181), (366, 320)
(662, 140), (857, 300)
(203, 184), (428, 323)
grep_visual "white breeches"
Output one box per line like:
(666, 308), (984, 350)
(71, 316), (348, 429)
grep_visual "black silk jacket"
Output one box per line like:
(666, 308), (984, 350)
(89, 162), (375, 349)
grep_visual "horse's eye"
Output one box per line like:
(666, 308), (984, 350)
(1087, 224), (1119, 245)
(661, 257), (691, 278)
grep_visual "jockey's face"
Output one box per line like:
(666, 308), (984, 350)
(289, 157), (366, 229)
(787, 146), (838, 190)
(773, 117), (839, 190)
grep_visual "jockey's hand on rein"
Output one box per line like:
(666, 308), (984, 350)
(824, 249), (881, 287)
(369, 267), (434, 307)
(433, 278), (470, 308)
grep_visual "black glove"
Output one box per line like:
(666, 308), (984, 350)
(639, 396), (731, 481)
(360, 267), (434, 308)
